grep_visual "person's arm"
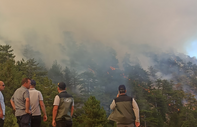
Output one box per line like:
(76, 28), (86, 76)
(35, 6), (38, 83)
(39, 100), (47, 121)
(132, 98), (140, 127)
(70, 99), (74, 117)
(52, 105), (58, 127)
(52, 95), (60, 127)
(71, 100), (74, 117)
(24, 90), (31, 114)
(10, 96), (16, 111)
(38, 92), (47, 121)
(71, 106), (74, 117)
(110, 100), (116, 110)
(0, 103), (3, 119)
(25, 98), (31, 114)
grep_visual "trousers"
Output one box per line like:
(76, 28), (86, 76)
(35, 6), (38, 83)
(56, 120), (72, 127)
(17, 114), (31, 127)
(0, 119), (4, 127)
(31, 115), (41, 127)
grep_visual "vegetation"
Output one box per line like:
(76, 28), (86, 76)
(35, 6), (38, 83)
(1, 44), (197, 127)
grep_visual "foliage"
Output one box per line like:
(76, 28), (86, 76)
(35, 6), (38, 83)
(73, 96), (107, 127)
(2, 44), (197, 127)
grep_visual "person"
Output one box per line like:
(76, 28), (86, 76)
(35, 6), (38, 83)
(52, 82), (74, 127)
(29, 79), (47, 127)
(10, 78), (31, 127)
(108, 85), (140, 127)
(0, 81), (5, 127)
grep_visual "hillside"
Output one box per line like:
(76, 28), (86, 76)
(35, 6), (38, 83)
(1, 44), (197, 127)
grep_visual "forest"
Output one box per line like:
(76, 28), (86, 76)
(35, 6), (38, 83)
(1, 44), (197, 127)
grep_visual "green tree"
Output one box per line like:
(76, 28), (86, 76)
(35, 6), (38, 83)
(16, 58), (47, 78)
(79, 71), (98, 99)
(70, 69), (81, 92)
(73, 96), (107, 127)
(0, 60), (23, 107)
(4, 106), (18, 127)
(0, 45), (15, 63)
(48, 61), (63, 84)
(63, 66), (72, 88)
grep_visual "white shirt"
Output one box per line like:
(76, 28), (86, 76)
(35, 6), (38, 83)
(29, 88), (43, 116)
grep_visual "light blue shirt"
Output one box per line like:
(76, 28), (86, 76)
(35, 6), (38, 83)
(0, 91), (5, 120)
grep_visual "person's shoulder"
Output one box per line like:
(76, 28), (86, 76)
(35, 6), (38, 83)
(30, 88), (40, 93)
(20, 86), (28, 92)
(64, 93), (73, 99)
(35, 89), (41, 93)
(15, 87), (22, 92)
(17, 86), (22, 90)
(67, 93), (73, 98)
(125, 94), (133, 98)
(60, 91), (73, 97)
(54, 95), (60, 100)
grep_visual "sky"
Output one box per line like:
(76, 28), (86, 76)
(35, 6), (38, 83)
(0, 0), (197, 67)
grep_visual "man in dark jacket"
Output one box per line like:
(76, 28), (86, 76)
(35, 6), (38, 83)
(108, 85), (140, 127)
(52, 82), (74, 127)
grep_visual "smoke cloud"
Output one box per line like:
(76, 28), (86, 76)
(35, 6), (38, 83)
(1, 0), (197, 68)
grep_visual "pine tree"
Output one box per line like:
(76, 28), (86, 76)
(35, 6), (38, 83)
(0, 45), (15, 63)
(79, 71), (98, 99)
(63, 66), (72, 88)
(74, 96), (107, 127)
(16, 58), (47, 78)
(48, 60), (63, 84)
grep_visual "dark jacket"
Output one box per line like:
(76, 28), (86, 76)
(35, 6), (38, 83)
(108, 94), (135, 124)
(56, 91), (74, 121)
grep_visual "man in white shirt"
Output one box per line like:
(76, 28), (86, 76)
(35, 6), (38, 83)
(0, 81), (5, 127)
(29, 80), (47, 127)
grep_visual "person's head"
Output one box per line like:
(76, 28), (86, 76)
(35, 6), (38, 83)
(0, 81), (5, 91)
(22, 78), (31, 89)
(119, 84), (126, 94)
(30, 79), (36, 88)
(57, 82), (66, 93)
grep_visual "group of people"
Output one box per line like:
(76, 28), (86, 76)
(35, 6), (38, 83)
(0, 78), (74, 127)
(0, 78), (140, 127)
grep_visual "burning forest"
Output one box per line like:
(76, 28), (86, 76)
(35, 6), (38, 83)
(1, 43), (197, 126)
(1, 1), (197, 126)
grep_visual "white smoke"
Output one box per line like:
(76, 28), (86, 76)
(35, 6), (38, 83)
(1, 0), (197, 67)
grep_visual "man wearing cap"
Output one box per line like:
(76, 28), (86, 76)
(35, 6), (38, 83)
(108, 85), (140, 127)
(0, 81), (5, 127)
(29, 79), (47, 127)
(10, 78), (31, 127)
(52, 82), (74, 127)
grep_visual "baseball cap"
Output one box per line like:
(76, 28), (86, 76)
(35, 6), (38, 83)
(119, 84), (126, 91)
(58, 82), (66, 90)
(31, 80), (36, 86)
